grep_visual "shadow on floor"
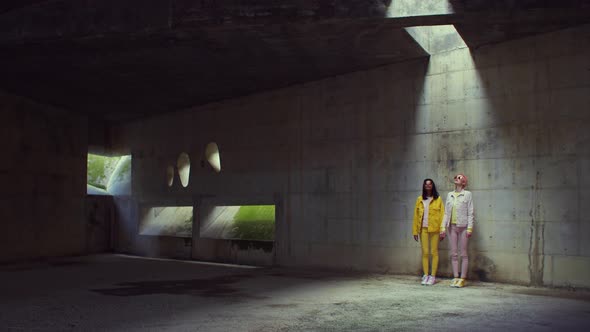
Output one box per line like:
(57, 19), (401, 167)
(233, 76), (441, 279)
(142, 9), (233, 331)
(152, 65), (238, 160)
(91, 273), (266, 298)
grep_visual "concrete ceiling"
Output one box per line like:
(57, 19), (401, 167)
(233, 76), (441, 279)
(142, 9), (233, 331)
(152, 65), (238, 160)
(1, 0), (589, 123)
(450, 0), (590, 48)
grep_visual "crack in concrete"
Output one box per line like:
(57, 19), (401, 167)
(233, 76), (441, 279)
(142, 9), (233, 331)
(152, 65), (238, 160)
(528, 169), (544, 286)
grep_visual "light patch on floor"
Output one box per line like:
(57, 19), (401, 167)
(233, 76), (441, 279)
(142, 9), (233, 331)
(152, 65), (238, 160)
(1, 255), (589, 331)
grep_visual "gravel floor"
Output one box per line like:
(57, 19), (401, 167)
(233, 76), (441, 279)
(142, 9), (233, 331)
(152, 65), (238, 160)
(1, 254), (589, 331)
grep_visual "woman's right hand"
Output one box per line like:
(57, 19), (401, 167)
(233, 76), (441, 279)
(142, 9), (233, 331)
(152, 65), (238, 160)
(413, 235), (419, 242)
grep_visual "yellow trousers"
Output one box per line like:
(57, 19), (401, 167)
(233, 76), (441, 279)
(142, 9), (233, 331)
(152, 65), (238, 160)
(421, 228), (440, 276)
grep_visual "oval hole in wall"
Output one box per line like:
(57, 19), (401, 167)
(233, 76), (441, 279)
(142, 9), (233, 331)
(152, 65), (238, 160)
(205, 142), (221, 173)
(177, 153), (190, 187)
(166, 165), (175, 187)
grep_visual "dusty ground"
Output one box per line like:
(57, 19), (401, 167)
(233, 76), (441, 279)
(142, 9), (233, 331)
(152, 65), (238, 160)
(1, 254), (589, 331)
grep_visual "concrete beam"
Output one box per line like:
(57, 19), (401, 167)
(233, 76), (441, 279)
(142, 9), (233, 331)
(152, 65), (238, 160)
(1, 0), (589, 45)
(0, 0), (393, 43)
(0, 0), (47, 14)
(450, 0), (590, 12)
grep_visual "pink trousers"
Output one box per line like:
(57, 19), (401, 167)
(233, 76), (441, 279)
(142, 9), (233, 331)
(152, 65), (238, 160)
(449, 224), (469, 278)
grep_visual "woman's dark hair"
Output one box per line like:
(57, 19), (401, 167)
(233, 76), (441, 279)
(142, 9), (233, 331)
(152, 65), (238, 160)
(422, 178), (439, 200)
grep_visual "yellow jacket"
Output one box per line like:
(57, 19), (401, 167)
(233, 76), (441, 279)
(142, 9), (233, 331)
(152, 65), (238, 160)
(412, 196), (445, 235)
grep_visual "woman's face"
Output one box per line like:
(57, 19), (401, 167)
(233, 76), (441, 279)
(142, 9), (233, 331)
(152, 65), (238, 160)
(453, 174), (464, 186)
(424, 180), (433, 192)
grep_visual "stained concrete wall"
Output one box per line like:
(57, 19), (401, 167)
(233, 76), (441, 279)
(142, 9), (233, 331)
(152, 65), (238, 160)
(0, 92), (91, 262)
(114, 24), (590, 287)
(85, 195), (115, 253)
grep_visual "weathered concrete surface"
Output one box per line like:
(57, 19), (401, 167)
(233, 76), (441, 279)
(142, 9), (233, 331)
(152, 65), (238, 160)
(1, 1), (589, 122)
(0, 91), (92, 262)
(387, 0), (455, 17)
(0, 254), (589, 331)
(114, 23), (590, 287)
(450, 0), (590, 48)
(387, 0), (467, 55)
(0, 18), (428, 122)
(450, 0), (588, 12)
(0, 0), (395, 41)
(85, 195), (115, 254)
(1, 0), (587, 42)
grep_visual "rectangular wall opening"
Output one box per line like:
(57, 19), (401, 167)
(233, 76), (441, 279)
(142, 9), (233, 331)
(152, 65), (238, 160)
(87, 153), (131, 195)
(139, 206), (193, 238)
(200, 205), (275, 241)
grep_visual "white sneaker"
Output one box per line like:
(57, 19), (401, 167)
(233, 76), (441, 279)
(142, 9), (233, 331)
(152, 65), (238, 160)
(421, 275), (429, 285)
(426, 275), (436, 285)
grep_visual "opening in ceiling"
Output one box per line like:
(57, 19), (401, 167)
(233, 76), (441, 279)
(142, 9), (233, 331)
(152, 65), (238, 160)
(386, 0), (454, 18)
(405, 25), (467, 55)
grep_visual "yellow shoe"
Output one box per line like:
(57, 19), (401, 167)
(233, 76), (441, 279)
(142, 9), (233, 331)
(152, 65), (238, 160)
(450, 278), (459, 287)
(456, 278), (466, 288)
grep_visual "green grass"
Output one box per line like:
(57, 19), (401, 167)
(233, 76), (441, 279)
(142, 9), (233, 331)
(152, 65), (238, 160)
(231, 205), (275, 241)
(234, 205), (275, 222)
(87, 154), (120, 189)
(87, 154), (107, 189)
(115, 156), (131, 181)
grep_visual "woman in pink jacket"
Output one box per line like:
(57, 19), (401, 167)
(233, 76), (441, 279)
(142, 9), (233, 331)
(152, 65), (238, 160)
(440, 174), (475, 288)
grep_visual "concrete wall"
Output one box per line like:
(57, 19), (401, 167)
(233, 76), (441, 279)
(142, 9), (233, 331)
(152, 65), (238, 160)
(114, 24), (590, 287)
(0, 91), (92, 262)
(85, 195), (115, 253)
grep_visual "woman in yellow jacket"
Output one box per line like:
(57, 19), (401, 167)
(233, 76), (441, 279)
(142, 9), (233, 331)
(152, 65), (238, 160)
(413, 178), (445, 285)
